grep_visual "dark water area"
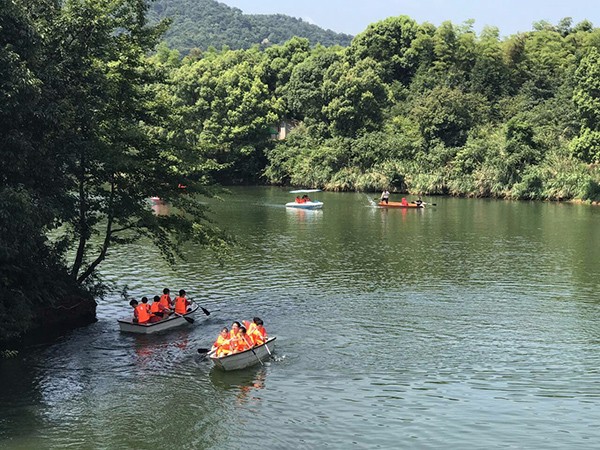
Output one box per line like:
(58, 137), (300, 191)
(1, 187), (600, 448)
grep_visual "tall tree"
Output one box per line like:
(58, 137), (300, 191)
(44, 0), (227, 284)
(571, 47), (600, 162)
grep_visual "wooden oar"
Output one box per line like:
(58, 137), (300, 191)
(250, 346), (264, 366)
(263, 340), (272, 356)
(197, 347), (212, 361)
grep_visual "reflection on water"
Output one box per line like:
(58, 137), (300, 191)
(210, 366), (266, 404)
(2, 187), (600, 448)
(285, 206), (323, 224)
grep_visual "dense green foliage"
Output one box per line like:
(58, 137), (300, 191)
(257, 17), (600, 199)
(0, 0), (227, 342)
(147, 0), (353, 53)
(159, 14), (600, 200)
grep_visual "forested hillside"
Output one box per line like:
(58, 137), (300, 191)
(148, 0), (353, 52)
(157, 16), (600, 201)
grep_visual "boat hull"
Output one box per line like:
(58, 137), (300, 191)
(209, 337), (276, 371)
(285, 201), (323, 210)
(378, 201), (424, 208)
(117, 304), (199, 334)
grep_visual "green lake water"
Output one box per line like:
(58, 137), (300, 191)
(1, 187), (600, 449)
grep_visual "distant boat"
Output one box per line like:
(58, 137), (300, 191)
(208, 337), (276, 371)
(286, 189), (323, 210)
(377, 201), (424, 208)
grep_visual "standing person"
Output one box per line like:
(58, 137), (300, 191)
(380, 189), (390, 204)
(174, 289), (191, 315)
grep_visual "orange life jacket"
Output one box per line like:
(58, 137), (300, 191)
(135, 304), (151, 323)
(174, 296), (188, 314)
(213, 334), (228, 348)
(150, 302), (162, 314)
(236, 334), (254, 352)
(212, 334), (231, 356)
(251, 325), (267, 345)
(216, 339), (232, 357)
(159, 294), (171, 310)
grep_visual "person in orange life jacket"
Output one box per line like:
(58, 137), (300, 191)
(234, 326), (255, 353)
(302, 194), (311, 202)
(249, 317), (267, 345)
(401, 197), (409, 206)
(160, 288), (173, 310)
(228, 321), (242, 349)
(295, 196), (302, 203)
(243, 317), (261, 343)
(150, 295), (170, 321)
(130, 298), (151, 324)
(212, 327), (232, 357)
(174, 289), (191, 315)
(243, 319), (255, 334)
(230, 321), (241, 338)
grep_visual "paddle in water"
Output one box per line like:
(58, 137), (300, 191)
(174, 312), (194, 324)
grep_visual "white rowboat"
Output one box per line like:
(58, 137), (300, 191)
(285, 201), (323, 210)
(209, 337), (276, 371)
(287, 188), (323, 209)
(117, 304), (199, 334)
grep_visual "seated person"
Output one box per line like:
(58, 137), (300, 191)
(160, 288), (173, 309)
(249, 317), (267, 346)
(174, 289), (191, 314)
(295, 196), (302, 203)
(232, 326), (255, 353)
(212, 327), (232, 357)
(130, 298), (151, 324)
(150, 295), (170, 321)
(401, 197), (409, 206)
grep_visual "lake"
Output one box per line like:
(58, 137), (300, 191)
(1, 187), (600, 449)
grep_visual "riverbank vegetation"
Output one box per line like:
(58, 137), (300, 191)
(157, 14), (600, 200)
(2, 0), (600, 343)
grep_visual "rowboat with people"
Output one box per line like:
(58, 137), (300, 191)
(207, 336), (276, 371)
(285, 189), (323, 210)
(118, 304), (200, 334)
(377, 200), (425, 208)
